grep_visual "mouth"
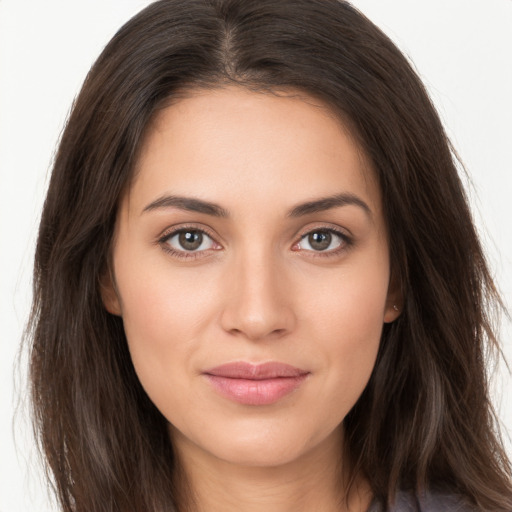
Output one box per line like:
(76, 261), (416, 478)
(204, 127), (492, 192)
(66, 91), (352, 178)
(203, 361), (310, 406)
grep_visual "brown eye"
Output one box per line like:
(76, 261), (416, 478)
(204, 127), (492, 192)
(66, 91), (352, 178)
(178, 230), (203, 251)
(307, 231), (332, 251)
(297, 229), (346, 253)
(164, 229), (216, 253)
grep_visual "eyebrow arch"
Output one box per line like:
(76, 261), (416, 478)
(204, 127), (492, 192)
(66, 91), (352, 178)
(142, 195), (229, 217)
(141, 192), (371, 219)
(287, 193), (372, 218)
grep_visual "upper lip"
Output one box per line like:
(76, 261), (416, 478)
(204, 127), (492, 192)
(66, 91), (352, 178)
(203, 362), (309, 380)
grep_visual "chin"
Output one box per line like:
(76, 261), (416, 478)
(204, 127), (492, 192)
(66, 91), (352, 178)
(178, 417), (343, 470)
(227, 438), (307, 467)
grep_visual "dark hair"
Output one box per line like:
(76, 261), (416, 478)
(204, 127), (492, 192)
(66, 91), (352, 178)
(29, 0), (512, 511)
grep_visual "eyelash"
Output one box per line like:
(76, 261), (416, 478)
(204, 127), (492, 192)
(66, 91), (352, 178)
(294, 226), (353, 258)
(157, 224), (353, 261)
(158, 224), (220, 260)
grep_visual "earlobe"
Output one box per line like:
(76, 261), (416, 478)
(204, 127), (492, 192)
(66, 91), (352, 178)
(99, 268), (122, 316)
(384, 302), (401, 324)
(383, 269), (403, 324)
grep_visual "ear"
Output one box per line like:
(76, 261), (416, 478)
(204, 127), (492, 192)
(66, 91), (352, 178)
(383, 268), (403, 324)
(99, 267), (122, 316)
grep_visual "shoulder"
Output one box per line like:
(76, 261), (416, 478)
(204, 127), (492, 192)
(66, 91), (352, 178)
(367, 490), (479, 512)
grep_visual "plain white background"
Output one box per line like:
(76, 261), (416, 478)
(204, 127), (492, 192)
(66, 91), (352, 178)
(1, 1), (511, 510)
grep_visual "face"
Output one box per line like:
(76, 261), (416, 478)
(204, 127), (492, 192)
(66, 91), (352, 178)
(103, 86), (400, 469)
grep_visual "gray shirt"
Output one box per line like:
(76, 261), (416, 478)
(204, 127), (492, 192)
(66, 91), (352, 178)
(367, 491), (477, 511)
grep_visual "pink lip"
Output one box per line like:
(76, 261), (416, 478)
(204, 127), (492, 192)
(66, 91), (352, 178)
(203, 362), (310, 405)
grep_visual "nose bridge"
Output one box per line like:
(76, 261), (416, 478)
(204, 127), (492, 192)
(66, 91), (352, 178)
(220, 243), (294, 340)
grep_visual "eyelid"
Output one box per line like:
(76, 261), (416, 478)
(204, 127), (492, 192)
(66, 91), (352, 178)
(158, 223), (219, 243)
(157, 223), (222, 259)
(292, 224), (354, 256)
(295, 222), (352, 240)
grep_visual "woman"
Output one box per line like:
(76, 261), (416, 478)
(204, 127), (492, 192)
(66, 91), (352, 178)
(28, 0), (512, 511)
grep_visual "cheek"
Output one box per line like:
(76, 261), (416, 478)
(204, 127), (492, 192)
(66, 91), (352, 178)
(305, 248), (389, 338)
(113, 252), (220, 407)
(301, 254), (389, 406)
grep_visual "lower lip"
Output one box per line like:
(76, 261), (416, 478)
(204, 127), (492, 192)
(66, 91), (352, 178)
(204, 374), (308, 405)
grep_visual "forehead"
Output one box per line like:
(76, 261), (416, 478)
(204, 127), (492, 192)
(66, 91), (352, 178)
(127, 86), (381, 218)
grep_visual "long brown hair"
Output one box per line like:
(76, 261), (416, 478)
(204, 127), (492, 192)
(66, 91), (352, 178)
(28, 1), (512, 510)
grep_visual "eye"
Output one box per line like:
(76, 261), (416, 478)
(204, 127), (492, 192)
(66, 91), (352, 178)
(161, 228), (218, 254)
(296, 229), (347, 253)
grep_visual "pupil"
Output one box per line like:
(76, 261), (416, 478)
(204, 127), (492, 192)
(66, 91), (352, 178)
(309, 231), (331, 251)
(179, 231), (203, 250)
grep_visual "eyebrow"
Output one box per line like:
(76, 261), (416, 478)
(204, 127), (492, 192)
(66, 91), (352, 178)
(141, 192), (371, 218)
(287, 193), (372, 218)
(142, 195), (229, 217)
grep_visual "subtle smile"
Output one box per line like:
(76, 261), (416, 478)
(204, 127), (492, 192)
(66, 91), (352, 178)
(203, 362), (310, 406)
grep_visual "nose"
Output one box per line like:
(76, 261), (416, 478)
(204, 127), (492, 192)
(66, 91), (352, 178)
(219, 249), (296, 341)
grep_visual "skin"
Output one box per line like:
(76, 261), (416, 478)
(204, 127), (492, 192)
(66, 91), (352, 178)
(102, 86), (401, 512)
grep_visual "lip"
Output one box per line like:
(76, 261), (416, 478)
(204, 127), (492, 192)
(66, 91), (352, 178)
(203, 362), (310, 405)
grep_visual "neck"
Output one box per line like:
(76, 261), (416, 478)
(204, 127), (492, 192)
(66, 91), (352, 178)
(171, 426), (372, 512)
